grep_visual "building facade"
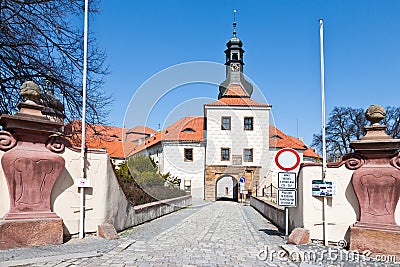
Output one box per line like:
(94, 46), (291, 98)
(129, 22), (319, 200)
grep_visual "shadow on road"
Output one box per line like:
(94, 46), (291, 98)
(259, 228), (283, 236)
(216, 197), (236, 202)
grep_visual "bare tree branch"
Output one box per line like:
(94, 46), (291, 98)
(0, 0), (111, 124)
(311, 106), (398, 162)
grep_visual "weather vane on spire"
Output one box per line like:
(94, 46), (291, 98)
(233, 9), (237, 36)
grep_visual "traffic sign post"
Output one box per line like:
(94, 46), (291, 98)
(278, 172), (297, 189)
(275, 148), (300, 236)
(278, 190), (297, 207)
(278, 190), (297, 236)
(275, 148), (301, 172)
(239, 177), (245, 203)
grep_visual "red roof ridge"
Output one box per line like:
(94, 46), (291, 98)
(223, 84), (249, 97)
(205, 97), (271, 107)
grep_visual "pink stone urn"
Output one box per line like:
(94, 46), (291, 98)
(0, 82), (67, 220)
(347, 105), (400, 230)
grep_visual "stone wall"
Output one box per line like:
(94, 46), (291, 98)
(130, 195), (191, 227)
(250, 196), (285, 231)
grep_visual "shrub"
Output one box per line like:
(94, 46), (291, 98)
(114, 157), (187, 205)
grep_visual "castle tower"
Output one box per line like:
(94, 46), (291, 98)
(204, 11), (271, 201)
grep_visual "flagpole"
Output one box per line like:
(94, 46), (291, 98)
(319, 19), (328, 246)
(79, 0), (89, 239)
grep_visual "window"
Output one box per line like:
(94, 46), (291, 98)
(221, 148), (230, 161)
(244, 149), (253, 162)
(232, 52), (238, 60)
(244, 117), (253, 130)
(221, 116), (231, 130)
(184, 148), (193, 161)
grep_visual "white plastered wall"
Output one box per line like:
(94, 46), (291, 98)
(162, 142), (206, 199)
(205, 106), (271, 183)
(0, 147), (131, 234)
(290, 164), (400, 243)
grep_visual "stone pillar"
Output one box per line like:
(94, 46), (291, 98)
(346, 105), (400, 257)
(0, 81), (66, 249)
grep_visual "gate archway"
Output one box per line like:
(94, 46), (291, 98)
(215, 175), (238, 202)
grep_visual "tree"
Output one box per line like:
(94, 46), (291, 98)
(128, 155), (158, 174)
(311, 106), (399, 161)
(127, 155), (165, 187)
(382, 106), (400, 139)
(0, 0), (110, 123)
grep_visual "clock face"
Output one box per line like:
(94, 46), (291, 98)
(231, 63), (240, 72)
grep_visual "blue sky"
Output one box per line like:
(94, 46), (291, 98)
(91, 1), (400, 146)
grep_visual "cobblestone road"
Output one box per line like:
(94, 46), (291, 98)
(1, 201), (297, 267)
(2, 201), (397, 267)
(78, 201), (295, 267)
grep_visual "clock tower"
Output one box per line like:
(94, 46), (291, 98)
(218, 11), (253, 99)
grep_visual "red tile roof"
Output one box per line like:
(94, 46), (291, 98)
(205, 97), (271, 107)
(206, 84), (270, 107)
(132, 116), (204, 154)
(269, 126), (307, 150)
(223, 84), (249, 97)
(303, 147), (320, 158)
(125, 126), (157, 142)
(269, 125), (321, 159)
(65, 121), (154, 159)
(65, 119), (320, 160)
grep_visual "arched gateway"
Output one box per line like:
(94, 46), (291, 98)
(204, 166), (261, 201)
(215, 175), (239, 201)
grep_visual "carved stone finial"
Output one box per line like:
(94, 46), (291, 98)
(20, 81), (41, 103)
(365, 105), (386, 126)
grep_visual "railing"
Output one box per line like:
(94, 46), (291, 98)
(262, 183), (278, 201)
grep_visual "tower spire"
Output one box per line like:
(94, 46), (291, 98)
(233, 9), (237, 36)
(218, 11), (253, 99)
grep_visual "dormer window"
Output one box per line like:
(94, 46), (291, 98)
(182, 128), (195, 132)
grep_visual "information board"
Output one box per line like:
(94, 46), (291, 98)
(278, 172), (297, 189)
(312, 180), (337, 197)
(278, 190), (297, 207)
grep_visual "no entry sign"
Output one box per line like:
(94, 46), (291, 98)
(275, 148), (300, 172)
